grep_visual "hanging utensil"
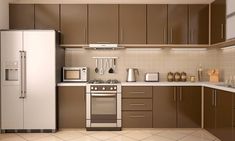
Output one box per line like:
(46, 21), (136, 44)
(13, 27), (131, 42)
(95, 58), (99, 73)
(99, 58), (104, 75)
(108, 58), (114, 73)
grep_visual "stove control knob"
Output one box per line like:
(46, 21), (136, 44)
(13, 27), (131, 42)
(114, 87), (117, 90)
(102, 87), (106, 90)
(110, 87), (113, 90)
(94, 87), (98, 90)
(91, 87), (94, 90)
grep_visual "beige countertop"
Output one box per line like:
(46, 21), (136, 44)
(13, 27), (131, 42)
(57, 82), (235, 93)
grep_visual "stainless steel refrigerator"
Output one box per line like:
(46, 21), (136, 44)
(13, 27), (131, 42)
(0, 30), (64, 132)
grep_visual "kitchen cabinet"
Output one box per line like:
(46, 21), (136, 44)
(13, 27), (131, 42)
(58, 86), (86, 128)
(119, 5), (146, 44)
(153, 86), (201, 128)
(88, 4), (118, 44)
(122, 86), (152, 128)
(147, 5), (168, 44)
(9, 4), (35, 29)
(35, 4), (60, 30)
(204, 87), (233, 141)
(211, 0), (226, 44)
(60, 4), (87, 44)
(168, 5), (188, 44)
(188, 5), (209, 44)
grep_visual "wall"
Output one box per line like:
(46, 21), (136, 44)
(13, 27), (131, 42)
(0, 0), (11, 29)
(65, 48), (219, 82)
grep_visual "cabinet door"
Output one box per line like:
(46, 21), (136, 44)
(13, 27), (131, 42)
(147, 5), (168, 44)
(9, 4), (34, 29)
(58, 86), (86, 128)
(153, 87), (177, 128)
(204, 87), (216, 134)
(178, 86), (201, 128)
(168, 5), (188, 44)
(189, 5), (209, 44)
(88, 4), (118, 44)
(119, 5), (146, 44)
(60, 4), (87, 44)
(35, 4), (60, 30)
(211, 0), (226, 44)
(215, 90), (233, 141)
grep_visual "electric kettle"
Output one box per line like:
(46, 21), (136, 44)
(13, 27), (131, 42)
(126, 68), (139, 82)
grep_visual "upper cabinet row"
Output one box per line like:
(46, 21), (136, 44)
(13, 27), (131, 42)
(9, 4), (209, 45)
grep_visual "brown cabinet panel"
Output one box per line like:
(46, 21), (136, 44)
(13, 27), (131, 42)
(168, 5), (188, 44)
(153, 87), (177, 128)
(147, 5), (168, 44)
(211, 0), (226, 44)
(58, 86), (86, 128)
(119, 5), (146, 44)
(122, 86), (152, 98)
(122, 99), (152, 111)
(122, 111), (152, 128)
(215, 90), (233, 141)
(88, 4), (118, 44)
(178, 86), (201, 128)
(35, 4), (60, 30)
(60, 4), (87, 44)
(9, 4), (35, 29)
(204, 87), (216, 134)
(189, 5), (209, 44)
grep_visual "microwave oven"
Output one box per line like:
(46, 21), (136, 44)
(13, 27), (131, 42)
(63, 67), (88, 82)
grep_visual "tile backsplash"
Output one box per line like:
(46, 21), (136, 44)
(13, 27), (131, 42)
(64, 47), (229, 82)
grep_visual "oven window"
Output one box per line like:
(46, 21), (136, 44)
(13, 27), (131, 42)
(91, 95), (117, 123)
(64, 70), (80, 80)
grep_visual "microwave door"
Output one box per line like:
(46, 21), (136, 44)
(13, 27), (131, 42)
(64, 70), (81, 81)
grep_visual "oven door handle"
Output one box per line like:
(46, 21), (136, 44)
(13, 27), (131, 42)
(91, 93), (116, 97)
(91, 91), (117, 94)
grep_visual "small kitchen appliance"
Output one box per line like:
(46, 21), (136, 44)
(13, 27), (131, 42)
(63, 67), (88, 82)
(144, 72), (159, 82)
(126, 68), (139, 82)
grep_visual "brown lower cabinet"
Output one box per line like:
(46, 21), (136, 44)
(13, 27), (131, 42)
(204, 87), (233, 141)
(58, 86), (86, 128)
(153, 86), (201, 128)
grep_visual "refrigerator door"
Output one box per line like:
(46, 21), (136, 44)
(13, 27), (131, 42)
(23, 31), (56, 130)
(1, 31), (24, 129)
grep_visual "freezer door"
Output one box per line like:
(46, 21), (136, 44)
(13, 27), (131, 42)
(1, 31), (24, 129)
(23, 31), (56, 130)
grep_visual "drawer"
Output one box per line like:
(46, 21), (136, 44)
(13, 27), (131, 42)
(122, 99), (152, 111)
(122, 111), (152, 128)
(122, 86), (152, 98)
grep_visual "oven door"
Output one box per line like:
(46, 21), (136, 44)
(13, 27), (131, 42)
(91, 92), (117, 124)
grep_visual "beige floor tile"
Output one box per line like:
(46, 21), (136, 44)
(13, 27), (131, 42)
(70, 136), (101, 141)
(34, 136), (63, 141)
(166, 128), (199, 135)
(105, 135), (137, 141)
(17, 133), (50, 141)
(157, 130), (187, 140)
(191, 130), (217, 141)
(0, 134), (19, 140)
(0, 135), (26, 141)
(142, 135), (175, 141)
(89, 131), (119, 140)
(123, 131), (152, 140)
(178, 135), (214, 141)
(53, 130), (85, 140)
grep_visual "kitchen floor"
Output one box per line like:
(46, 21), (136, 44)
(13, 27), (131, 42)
(0, 128), (220, 141)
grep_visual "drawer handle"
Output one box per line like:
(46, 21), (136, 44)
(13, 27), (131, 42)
(129, 92), (145, 94)
(129, 115), (145, 118)
(129, 103), (145, 106)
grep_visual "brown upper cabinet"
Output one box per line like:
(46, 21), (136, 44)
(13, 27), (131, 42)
(147, 5), (168, 44)
(189, 5), (209, 44)
(35, 4), (60, 30)
(9, 4), (35, 29)
(88, 5), (118, 44)
(168, 5), (188, 44)
(211, 0), (226, 44)
(60, 4), (87, 44)
(119, 5), (146, 44)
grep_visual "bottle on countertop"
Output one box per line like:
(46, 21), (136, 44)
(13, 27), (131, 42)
(198, 64), (203, 82)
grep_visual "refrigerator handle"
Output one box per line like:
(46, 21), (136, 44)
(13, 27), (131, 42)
(19, 51), (24, 99)
(22, 51), (26, 98)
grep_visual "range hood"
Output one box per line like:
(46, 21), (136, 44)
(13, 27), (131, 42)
(88, 44), (119, 49)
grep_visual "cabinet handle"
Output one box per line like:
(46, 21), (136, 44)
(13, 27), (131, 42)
(129, 115), (145, 118)
(214, 90), (217, 107)
(221, 24), (224, 39)
(173, 87), (176, 101)
(212, 90), (214, 106)
(129, 92), (145, 94)
(179, 87), (182, 101)
(170, 28), (173, 43)
(129, 103), (145, 106)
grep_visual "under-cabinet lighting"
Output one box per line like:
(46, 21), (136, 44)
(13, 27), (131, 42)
(125, 48), (162, 51)
(170, 48), (208, 51)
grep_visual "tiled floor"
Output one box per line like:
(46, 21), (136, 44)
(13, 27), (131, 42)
(0, 128), (221, 141)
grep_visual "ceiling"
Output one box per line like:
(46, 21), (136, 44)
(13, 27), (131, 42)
(12, 0), (215, 4)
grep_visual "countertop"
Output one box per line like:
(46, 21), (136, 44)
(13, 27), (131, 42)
(57, 82), (235, 93)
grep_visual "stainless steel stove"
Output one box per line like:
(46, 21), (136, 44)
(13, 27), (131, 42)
(86, 79), (122, 131)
